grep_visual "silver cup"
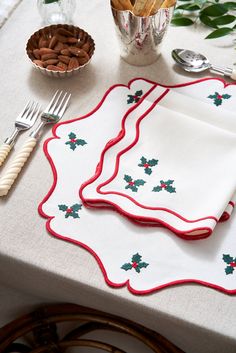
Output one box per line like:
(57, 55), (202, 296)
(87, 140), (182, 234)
(111, 3), (174, 66)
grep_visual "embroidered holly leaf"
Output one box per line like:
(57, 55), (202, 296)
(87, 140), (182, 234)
(127, 95), (134, 104)
(139, 262), (149, 269)
(208, 93), (217, 99)
(138, 156), (147, 166)
(76, 139), (87, 146)
(135, 90), (143, 97)
(134, 179), (146, 186)
(222, 94), (231, 99)
(121, 263), (133, 271)
(152, 185), (162, 192)
(72, 203), (82, 212)
(223, 254), (234, 264)
(166, 185), (176, 193)
(58, 204), (68, 211)
(124, 174), (132, 182)
(214, 98), (222, 106)
(68, 132), (76, 139)
(148, 158), (158, 167)
(66, 142), (76, 150)
(135, 267), (141, 273)
(145, 167), (152, 175)
(225, 266), (234, 275)
(132, 253), (142, 263)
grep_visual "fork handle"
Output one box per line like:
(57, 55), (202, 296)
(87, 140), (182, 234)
(0, 137), (37, 196)
(0, 143), (12, 167)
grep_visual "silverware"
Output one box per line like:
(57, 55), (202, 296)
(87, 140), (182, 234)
(0, 101), (40, 167)
(0, 90), (71, 197)
(172, 49), (236, 80)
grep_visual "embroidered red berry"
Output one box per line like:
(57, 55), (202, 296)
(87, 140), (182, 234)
(66, 208), (73, 213)
(129, 181), (135, 186)
(230, 262), (236, 268)
(161, 183), (167, 188)
(132, 262), (138, 268)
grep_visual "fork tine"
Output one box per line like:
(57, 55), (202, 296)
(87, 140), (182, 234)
(19, 101), (32, 119)
(30, 103), (41, 123)
(57, 93), (71, 118)
(44, 90), (59, 112)
(47, 90), (64, 114)
(25, 102), (38, 121)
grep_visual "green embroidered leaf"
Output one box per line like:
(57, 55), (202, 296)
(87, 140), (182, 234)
(139, 262), (149, 269)
(72, 203), (82, 212)
(214, 98), (222, 106)
(222, 94), (231, 99)
(68, 132), (76, 139)
(135, 90), (143, 97)
(223, 254), (234, 264)
(208, 94), (217, 99)
(65, 213), (70, 218)
(132, 253), (142, 263)
(135, 267), (141, 273)
(71, 212), (79, 219)
(58, 204), (68, 211)
(121, 263), (133, 271)
(153, 186), (162, 192)
(127, 95), (134, 104)
(70, 143), (76, 151)
(131, 185), (138, 192)
(166, 179), (174, 186)
(134, 179), (146, 186)
(124, 174), (132, 182)
(145, 167), (152, 175)
(166, 185), (176, 193)
(148, 158), (158, 167)
(140, 156), (147, 165)
(225, 266), (234, 275)
(76, 139), (87, 146)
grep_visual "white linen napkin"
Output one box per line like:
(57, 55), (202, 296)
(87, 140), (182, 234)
(81, 89), (236, 238)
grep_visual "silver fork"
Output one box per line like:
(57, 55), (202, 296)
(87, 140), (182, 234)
(0, 101), (40, 167)
(0, 90), (71, 196)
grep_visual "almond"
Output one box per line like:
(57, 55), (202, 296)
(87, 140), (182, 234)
(68, 57), (79, 70)
(41, 53), (58, 61)
(38, 47), (55, 56)
(43, 59), (59, 66)
(49, 36), (58, 49)
(33, 60), (45, 68)
(56, 28), (74, 37)
(46, 65), (64, 71)
(58, 55), (70, 64)
(57, 62), (68, 70)
(60, 49), (71, 56)
(33, 49), (41, 60)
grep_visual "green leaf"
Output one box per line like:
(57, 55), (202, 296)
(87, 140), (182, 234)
(124, 174), (132, 182)
(211, 15), (236, 26)
(44, 0), (59, 3)
(135, 267), (141, 273)
(152, 186), (162, 192)
(121, 263), (133, 271)
(199, 14), (218, 28)
(134, 179), (146, 186)
(72, 203), (82, 212)
(200, 4), (228, 17)
(70, 143), (76, 151)
(205, 27), (233, 39)
(171, 17), (194, 26)
(58, 204), (68, 211)
(71, 212), (79, 219)
(208, 93), (217, 99)
(145, 167), (152, 175)
(76, 139), (87, 146)
(148, 158), (158, 167)
(139, 262), (149, 269)
(225, 266), (234, 275)
(131, 186), (138, 192)
(223, 254), (234, 264)
(222, 94), (231, 99)
(135, 90), (143, 97)
(166, 185), (176, 193)
(176, 3), (201, 10)
(214, 98), (222, 106)
(165, 179), (174, 185)
(224, 2), (236, 10)
(127, 95), (134, 104)
(140, 156), (147, 165)
(68, 132), (76, 139)
(132, 253), (142, 263)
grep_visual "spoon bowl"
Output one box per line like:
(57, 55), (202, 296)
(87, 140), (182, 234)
(171, 48), (235, 80)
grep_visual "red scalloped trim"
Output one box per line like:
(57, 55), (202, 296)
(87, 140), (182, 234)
(39, 77), (236, 295)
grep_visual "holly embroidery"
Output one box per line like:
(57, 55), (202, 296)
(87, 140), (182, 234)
(138, 156), (159, 175)
(65, 132), (87, 151)
(58, 203), (82, 218)
(152, 180), (176, 193)
(127, 90), (143, 104)
(208, 92), (231, 106)
(121, 253), (149, 273)
(124, 174), (146, 192)
(223, 254), (236, 275)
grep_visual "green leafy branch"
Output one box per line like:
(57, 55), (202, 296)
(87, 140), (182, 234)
(171, 0), (236, 39)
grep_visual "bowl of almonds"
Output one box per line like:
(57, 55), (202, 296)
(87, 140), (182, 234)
(26, 24), (95, 78)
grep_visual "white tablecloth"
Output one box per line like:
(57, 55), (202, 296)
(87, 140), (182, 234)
(0, 1), (235, 352)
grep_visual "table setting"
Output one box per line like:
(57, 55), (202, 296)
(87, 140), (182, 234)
(0, 0), (236, 352)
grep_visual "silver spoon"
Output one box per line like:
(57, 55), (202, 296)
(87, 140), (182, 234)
(172, 49), (236, 81)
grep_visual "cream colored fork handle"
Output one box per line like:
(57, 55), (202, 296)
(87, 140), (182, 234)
(0, 137), (37, 196)
(0, 143), (12, 167)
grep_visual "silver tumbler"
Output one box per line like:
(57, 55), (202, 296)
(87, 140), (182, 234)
(111, 2), (174, 66)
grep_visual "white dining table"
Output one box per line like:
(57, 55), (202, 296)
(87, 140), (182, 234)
(0, 1), (235, 352)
